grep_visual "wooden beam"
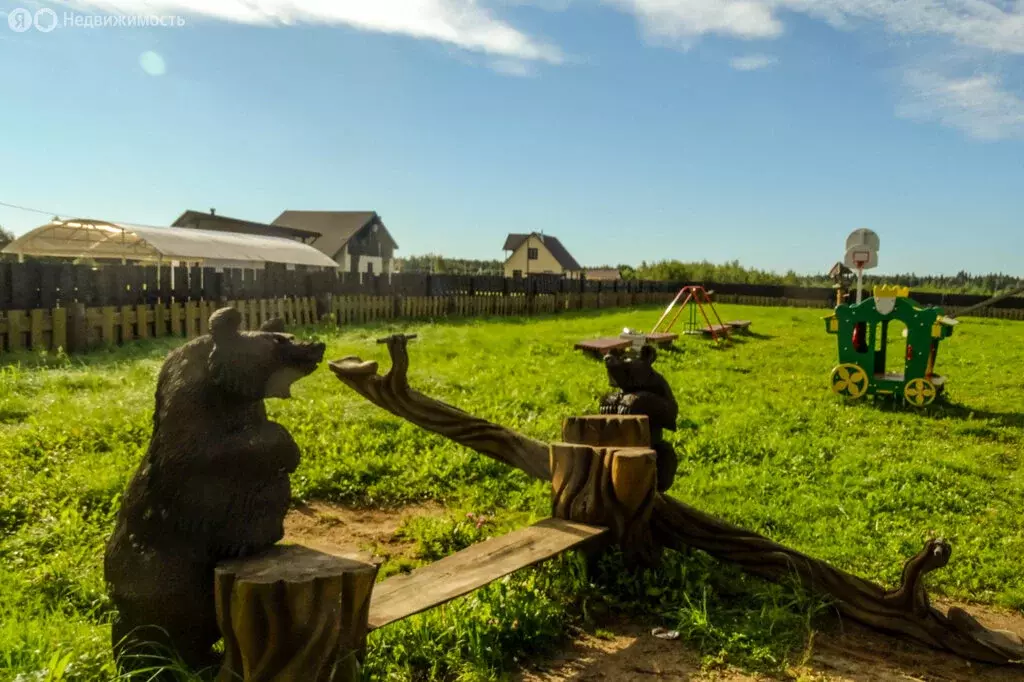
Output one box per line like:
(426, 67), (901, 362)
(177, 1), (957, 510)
(367, 517), (608, 630)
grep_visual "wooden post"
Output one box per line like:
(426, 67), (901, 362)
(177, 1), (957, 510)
(66, 303), (88, 353)
(562, 415), (651, 448)
(52, 307), (68, 353)
(215, 544), (379, 682)
(551, 414), (659, 565)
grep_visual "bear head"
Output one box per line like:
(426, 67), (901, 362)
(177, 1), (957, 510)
(207, 307), (326, 400)
(604, 343), (659, 394)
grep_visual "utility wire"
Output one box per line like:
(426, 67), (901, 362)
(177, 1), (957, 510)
(0, 199), (66, 218)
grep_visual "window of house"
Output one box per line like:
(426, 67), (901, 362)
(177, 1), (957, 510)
(528, 247), (538, 260)
(513, 269), (522, 278)
(366, 261), (374, 275)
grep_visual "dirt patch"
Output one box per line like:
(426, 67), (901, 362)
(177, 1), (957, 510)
(283, 500), (445, 562)
(516, 602), (1024, 682)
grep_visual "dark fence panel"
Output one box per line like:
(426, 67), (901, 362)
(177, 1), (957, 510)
(2, 260), (1024, 317)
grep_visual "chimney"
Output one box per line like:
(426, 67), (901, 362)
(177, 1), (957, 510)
(210, 208), (216, 215)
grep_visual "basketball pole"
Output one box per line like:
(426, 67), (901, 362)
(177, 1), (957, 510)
(856, 266), (864, 303)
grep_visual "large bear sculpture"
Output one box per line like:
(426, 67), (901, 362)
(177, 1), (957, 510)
(103, 307), (325, 673)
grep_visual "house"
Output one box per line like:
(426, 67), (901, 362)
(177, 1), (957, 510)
(172, 208), (399, 274)
(502, 232), (582, 279)
(271, 211), (398, 275)
(585, 268), (621, 281)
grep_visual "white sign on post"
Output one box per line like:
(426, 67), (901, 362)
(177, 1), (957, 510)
(843, 229), (879, 304)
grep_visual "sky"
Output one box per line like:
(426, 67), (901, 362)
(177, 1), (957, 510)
(0, 1), (1022, 277)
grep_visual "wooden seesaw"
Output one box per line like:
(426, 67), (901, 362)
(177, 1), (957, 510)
(211, 334), (1024, 682)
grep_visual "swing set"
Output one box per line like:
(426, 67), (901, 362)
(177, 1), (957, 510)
(650, 285), (751, 342)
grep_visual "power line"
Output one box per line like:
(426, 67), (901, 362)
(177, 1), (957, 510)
(0, 200), (64, 218)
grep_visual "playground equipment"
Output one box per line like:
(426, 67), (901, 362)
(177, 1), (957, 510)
(825, 285), (957, 406)
(844, 228), (879, 303)
(323, 334), (1024, 668)
(650, 285), (751, 341)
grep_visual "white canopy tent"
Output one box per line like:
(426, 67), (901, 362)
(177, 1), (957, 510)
(1, 218), (339, 270)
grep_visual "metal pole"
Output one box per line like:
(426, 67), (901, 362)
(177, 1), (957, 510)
(856, 267), (864, 303)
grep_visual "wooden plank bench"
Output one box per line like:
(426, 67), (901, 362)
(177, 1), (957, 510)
(700, 324), (732, 336)
(367, 517), (608, 630)
(644, 332), (678, 347)
(727, 320), (752, 331)
(574, 337), (631, 356)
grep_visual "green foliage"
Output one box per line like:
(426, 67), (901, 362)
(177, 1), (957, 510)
(2, 304), (1024, 681)
(396, 254), (505, 276)
(633, 258), (1024, 295)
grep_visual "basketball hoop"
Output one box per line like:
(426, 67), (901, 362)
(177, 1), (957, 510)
(843, 231), (880, 305)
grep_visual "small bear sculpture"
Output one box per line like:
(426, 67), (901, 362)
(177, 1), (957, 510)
(599, 344), (679, 491)
(103, 307), (326, 673)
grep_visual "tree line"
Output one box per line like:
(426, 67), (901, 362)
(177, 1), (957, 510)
(396, 254), (1022, 296)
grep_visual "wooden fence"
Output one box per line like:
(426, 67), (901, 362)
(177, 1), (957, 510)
(3, 263), (1023, 355)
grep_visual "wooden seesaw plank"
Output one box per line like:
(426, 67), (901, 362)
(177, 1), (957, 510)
(574, 337), (631, 355)
(367, 517), (608, 630)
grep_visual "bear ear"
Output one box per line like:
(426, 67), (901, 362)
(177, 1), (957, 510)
(639, 344), (657, 364)
(209, 307), (243, 340)
(259, 317), (286, 333)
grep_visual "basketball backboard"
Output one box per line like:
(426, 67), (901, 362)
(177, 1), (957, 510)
(846, 228), (880, 253)
(843, 244), (878, 270)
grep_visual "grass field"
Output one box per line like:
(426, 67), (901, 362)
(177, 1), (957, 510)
(2, 302), (1024, 681)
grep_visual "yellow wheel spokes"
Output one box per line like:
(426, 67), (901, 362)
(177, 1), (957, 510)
(904, 378), (937, 406)
(831, 364), (868, 399)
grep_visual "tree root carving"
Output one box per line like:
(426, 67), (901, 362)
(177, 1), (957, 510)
(327, 334), (1024, 666)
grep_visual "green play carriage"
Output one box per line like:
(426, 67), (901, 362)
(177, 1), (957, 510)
(824, 285), (957, 406)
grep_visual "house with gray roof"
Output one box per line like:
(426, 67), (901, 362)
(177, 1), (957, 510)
(172, 208), (398, 274)
(502, 232), (582, 279)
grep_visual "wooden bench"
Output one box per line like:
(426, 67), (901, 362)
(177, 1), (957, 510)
(368, 517), (608, 629)
(700, 324), (731, 336)
(727, 320), (752, 332)
(644, 332), (678, 347)
(575, 333), (678, 357)
(574, 337), (631, 356)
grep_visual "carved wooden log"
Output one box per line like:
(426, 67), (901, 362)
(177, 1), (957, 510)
(327, 334), (1024, 666)
(562, 414), (651, 447)
(214, 544), (379, 682)
(550, 442), (659, 565)
(329, 334), (550, 480)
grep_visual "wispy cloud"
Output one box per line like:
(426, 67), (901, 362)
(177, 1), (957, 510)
(730, 53), (777, 70)
(602, 1), (1024, 56)
(53, 0), (564, 63)
(604, 0), (783, 46)
(897, 69), (1024, 141)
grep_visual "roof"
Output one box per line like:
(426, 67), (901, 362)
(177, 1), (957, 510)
(503, 232), (582, 271)
(586, 268), (621, 280)
(173, 209), (315, 241)
(829, 262), (853, 277)
(271, 211), (398, 259)
(1, 218), (339, 268)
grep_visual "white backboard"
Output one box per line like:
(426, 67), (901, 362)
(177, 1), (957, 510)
(846, 228), (880, 253)
(844, 244), (878, 270)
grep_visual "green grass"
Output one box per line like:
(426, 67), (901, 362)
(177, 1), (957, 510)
(2, 303), (1023, 681)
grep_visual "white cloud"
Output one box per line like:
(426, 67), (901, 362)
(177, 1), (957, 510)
(730, 53), (777, 70)
(599, 1), (1024, 55)
(604, 0), (783, 45)
(53, 0), (563, 63)
(897, 69), (1024, 140)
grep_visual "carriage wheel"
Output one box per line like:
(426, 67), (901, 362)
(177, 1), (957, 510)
(904, 378), (937, 407)
(830, 364), (869, 399)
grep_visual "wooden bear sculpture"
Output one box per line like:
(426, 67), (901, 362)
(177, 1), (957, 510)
(103, 307), (326, 674)
(599, 344), (679, 491)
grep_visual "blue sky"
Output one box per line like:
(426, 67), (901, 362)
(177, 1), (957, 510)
(0, 1), (1022, 276)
